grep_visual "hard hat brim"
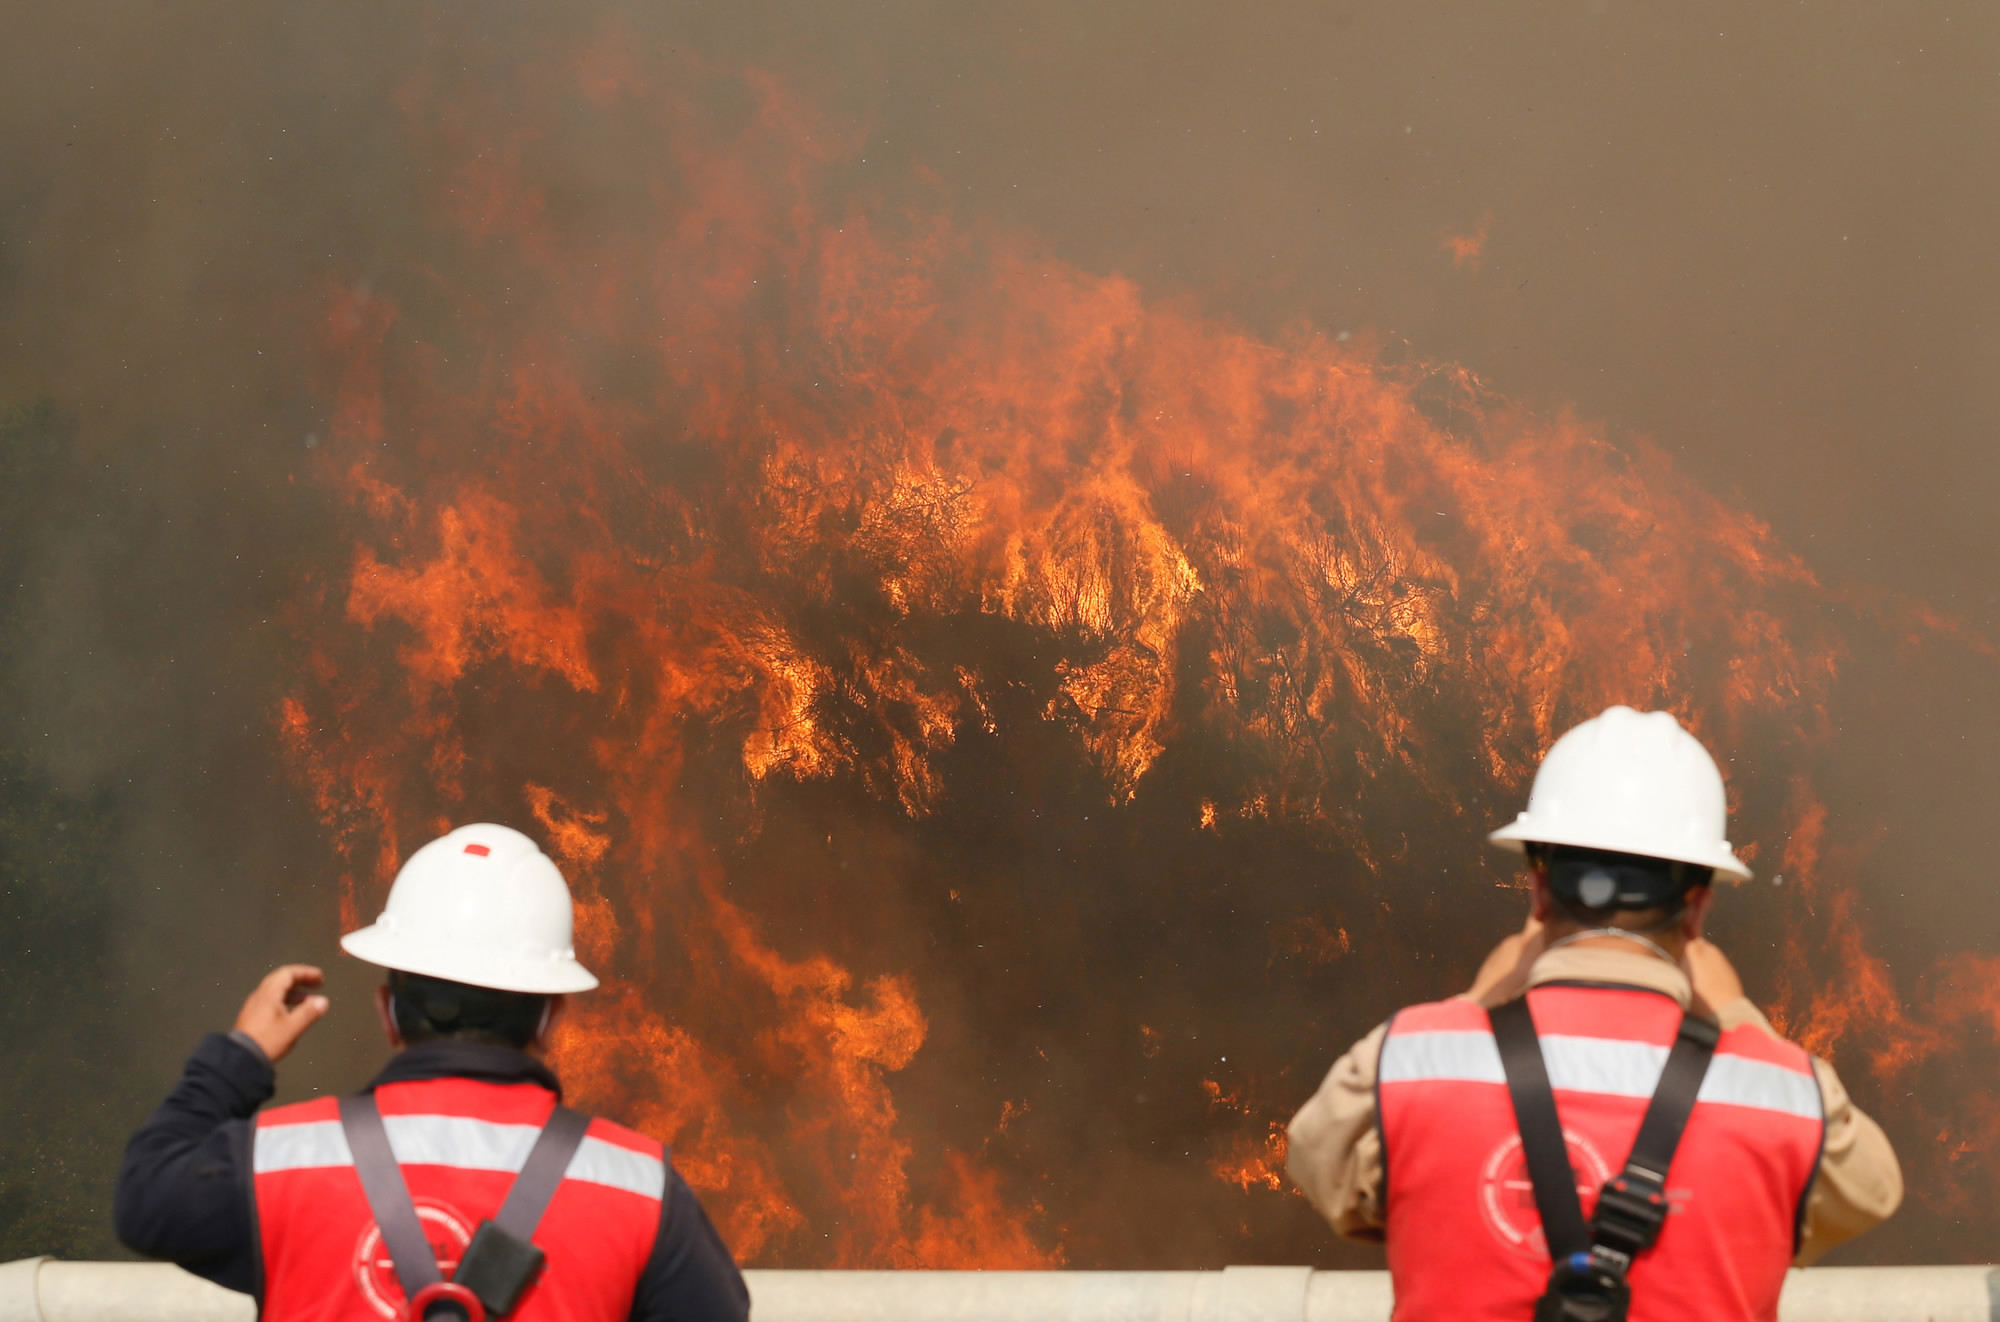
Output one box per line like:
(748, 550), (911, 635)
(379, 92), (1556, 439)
(1488, 818), (1753, 884)
(340, 925), (601, 994)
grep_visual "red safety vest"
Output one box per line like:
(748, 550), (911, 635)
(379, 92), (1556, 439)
(253, 1077), (664, 1322)
(1378, 984), (1823, 1322)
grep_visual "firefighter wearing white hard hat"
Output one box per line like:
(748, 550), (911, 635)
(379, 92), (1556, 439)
(117, 824), (747, 1322)
(1286, 707), (1902, 1322)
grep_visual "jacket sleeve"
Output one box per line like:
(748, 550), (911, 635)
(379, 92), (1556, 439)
(1795, 1054), (1903, 1263)
(627, 1165), (749, 1322)
(1285, 1019), (1391, 1241)
(1711, 998), (1904, 1264)
(114, 1032), (275, 1296)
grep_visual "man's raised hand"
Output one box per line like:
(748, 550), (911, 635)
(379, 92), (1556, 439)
(1465, 916), (1547, 1007)
(233, 964), (330, 1063)
(1684, 938), (1747, 1010)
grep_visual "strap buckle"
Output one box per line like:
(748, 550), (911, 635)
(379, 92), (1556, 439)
(1536, 1253), (1632, 1322)
(1589, 1166), (1671, 1267)
(409, 1281), (486, 1322)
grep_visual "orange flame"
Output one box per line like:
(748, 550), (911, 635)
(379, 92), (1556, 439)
(276, 40), (1995, 1263)
(1214, 1123), (1292, 1195)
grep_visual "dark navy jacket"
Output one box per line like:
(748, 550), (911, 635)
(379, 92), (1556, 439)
(115, 1033), (749, 1322)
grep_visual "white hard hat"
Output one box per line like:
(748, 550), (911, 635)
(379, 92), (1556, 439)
(340, 824), (600, 994)
(1488, 705), (1751, 882)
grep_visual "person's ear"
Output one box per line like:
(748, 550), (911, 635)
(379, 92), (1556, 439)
(1529, 863), (1555, 924)
(374, 983), (404, 1049)
(531, 995), (567, 1053)
(1681, 884), (1715, 940)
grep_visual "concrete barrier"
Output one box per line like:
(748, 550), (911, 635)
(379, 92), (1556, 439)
(1, 1259), (1993, 1321)
(0, 1260), (254, 1322)
(747, 1267), (2000, 1322)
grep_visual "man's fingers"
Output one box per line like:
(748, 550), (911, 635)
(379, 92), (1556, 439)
(271, 969), (331, 1027)
(272, 964), (325, 992)
(259, 989), (332, 1061)
(258, 965), (324, 1008)
(275, 995), (331, 1044)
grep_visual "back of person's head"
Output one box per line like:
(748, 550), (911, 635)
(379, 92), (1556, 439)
(388, 968), (550, 1049)
(340, 824), (600, 1051)
(1490, 707), (1751, 939)
(1530, 843), (1713, 936)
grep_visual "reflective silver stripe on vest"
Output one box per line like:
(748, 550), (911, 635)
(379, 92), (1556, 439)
(254, 1117), (356, 1170)
(254, 1116), (667, 1199)
(1379, 1031), (1823, 1121)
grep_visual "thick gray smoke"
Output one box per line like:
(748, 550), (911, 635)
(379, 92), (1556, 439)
(1, 0), (1996, 1268)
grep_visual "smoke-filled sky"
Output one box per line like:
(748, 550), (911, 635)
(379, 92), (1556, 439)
(2, 0), (1998, 1269)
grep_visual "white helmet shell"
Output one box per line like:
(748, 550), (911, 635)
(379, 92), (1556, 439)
(340, 823), (600, 994)
(1488, 706), (1751, 882)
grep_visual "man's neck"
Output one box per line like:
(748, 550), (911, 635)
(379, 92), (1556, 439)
(1545, 925), (1687, 965)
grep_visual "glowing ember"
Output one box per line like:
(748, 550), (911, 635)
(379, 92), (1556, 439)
(1214, 1123), (1292, 1196)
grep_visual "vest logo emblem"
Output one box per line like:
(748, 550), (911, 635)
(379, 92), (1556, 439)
(352, 1197), (474, 1318)
(1477, 1129), (1613, 1254)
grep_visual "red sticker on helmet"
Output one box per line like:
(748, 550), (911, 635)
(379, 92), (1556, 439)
(463, 843), (491, 857)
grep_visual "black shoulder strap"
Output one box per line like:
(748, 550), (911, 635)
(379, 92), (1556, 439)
(493, 1106), (590, 1239)
(1625, 1014), (1720, 1183)
(340, 1096), (591, 1296)
(1489, 997), (1590, 1259)
(1490, 996), (1722, 1275)
(1589, 1013), (1720, 1268)
(340, 1094), (444, 1296)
